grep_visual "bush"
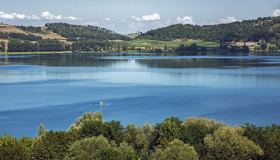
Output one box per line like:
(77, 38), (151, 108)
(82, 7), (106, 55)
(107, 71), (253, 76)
(31, 131), (74, 160)
(243, 124), (280, 160)
(203, 127), (263, 160)
(65, 136), (137, 160)
(181, 118), (222, 156)
(0, 135), (31, 160)
(152, 139), (198, 160)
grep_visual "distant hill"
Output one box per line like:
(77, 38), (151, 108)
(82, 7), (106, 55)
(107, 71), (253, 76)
(137, 16), (280, 44)
(45, 23), (131, 41)
(0, 24), (67, 41)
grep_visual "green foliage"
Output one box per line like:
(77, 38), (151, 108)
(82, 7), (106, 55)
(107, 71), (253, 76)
(0, 41), (5, 52)
(46, 23), (130, 41)
(138, 16), (280, 43)
(260, 40), (268, 50)
(150, 117), (182, 149)
(0, 135), (31, 160)
(203, 127), (263, 160)
(243, 124), (280, 160)
(65, 136), (137, 160)
(70, 112), (124, 144)
(38, 40), (66, 52)
(152, 139), (198, 160)
(1, 113), (278, 160)
(70, 112), (103, 131)
(181, 118), (223, 156)
(123, 125), (152, 159)
(8, 39), (38, 52)
(0, 32), (42, 41)
(31, 131), (74, 160)
(7, 39), (68, 52)
(17, 26), (43, 33)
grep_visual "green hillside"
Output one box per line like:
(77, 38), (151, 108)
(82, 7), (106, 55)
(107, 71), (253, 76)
(138, 16), (280, 45)
(45, 23), (130, 41)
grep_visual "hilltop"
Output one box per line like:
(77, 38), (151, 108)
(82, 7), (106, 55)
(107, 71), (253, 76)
(138, 16), (280, 48)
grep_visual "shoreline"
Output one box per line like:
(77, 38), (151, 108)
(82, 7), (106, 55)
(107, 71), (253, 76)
(1, 51), (280, 56)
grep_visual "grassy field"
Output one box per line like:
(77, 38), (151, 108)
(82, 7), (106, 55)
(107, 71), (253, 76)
(125, 39), (219, 49)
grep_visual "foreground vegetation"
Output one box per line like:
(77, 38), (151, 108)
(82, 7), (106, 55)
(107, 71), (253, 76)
(0, 112), (279, 160)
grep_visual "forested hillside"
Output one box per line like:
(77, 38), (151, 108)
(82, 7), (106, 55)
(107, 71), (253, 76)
(138, 17), (280, 44)
(1, 16), (280, 53)
(46, 23), (131, 41)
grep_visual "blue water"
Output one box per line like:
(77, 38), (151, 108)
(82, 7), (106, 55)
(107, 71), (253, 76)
(0, 54), (280, 137)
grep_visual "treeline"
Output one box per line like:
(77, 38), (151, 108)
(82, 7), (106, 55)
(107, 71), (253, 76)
(17, 26), (44, 34)
(0, 32), (42, 41)
(138, 16), (280, 45)
(0, 41), (5, 52)
(7, 40), (70, 52)
(46, 23), (131, 41)
(0, 112), (279, 160)
(72, 40), (130, 52)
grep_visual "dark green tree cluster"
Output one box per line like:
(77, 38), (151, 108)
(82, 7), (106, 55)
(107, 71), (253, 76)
(138, 16), (280, 44)
(0, 32), (42, 41)
(7, 39), (69, 52)
(17, 26), (43, 33)
(38, 40), (67, 51)
(175, 43), (207, 52)
(1, 112), (279, 160)
(243, 124), (280, 160)
(46, 23), (131, 41)
(8, 40), (38, 52)
(0, 41), (5, 52)
(72, 40), (129, 52)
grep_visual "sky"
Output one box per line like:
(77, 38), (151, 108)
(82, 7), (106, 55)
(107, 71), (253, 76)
(0, 0), (280, 34)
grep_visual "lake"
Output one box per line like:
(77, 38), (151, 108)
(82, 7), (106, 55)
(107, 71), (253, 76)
(0, 54), (280, 137)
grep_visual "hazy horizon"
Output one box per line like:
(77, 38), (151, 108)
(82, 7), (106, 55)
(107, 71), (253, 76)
(0, 0), (280, 34)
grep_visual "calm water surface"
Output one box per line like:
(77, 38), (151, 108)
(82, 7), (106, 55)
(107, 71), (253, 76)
(0, 54), (280, 137)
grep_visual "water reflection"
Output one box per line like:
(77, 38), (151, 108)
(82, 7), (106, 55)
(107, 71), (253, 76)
(2, 54), (280, 68)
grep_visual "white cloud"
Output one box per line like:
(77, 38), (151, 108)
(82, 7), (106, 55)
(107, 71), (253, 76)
(105, 17), (111, 21)
(273, 9), (280, 17)
(176, 16), (195, 25)
(0, 11), (26, 20)
(41, 11), (80, 20)
(132, 13), (160, 21)
(220, 16), (239, 23)
(66, 16), (79, 20)
(27, 15), (41, 20)
(0, 11), (80, 21)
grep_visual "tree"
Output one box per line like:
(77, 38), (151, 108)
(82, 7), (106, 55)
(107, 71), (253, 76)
(32, 131), (74, 160)
(70, 112), (103, 131)
(65, 136), (137, 160)
(203, 127), (263, 160)
(38, 124), (46, 136)
(123, 125), (151, 159)
(117, 142), (138, 160)
(150, 117), (182, 150)
(0, 135), (31, 160)
(243, 124), (280, 160)
(69, 112), (124, 143)
(181, 118), (222, 156)
(0, 41), (5, 52)
(103, 120), (124, 144)
(152, 139), (198, 160)
(260, 40), (268, 50)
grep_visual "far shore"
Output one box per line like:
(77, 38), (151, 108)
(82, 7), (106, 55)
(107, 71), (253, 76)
(1, 50), (280, 56)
